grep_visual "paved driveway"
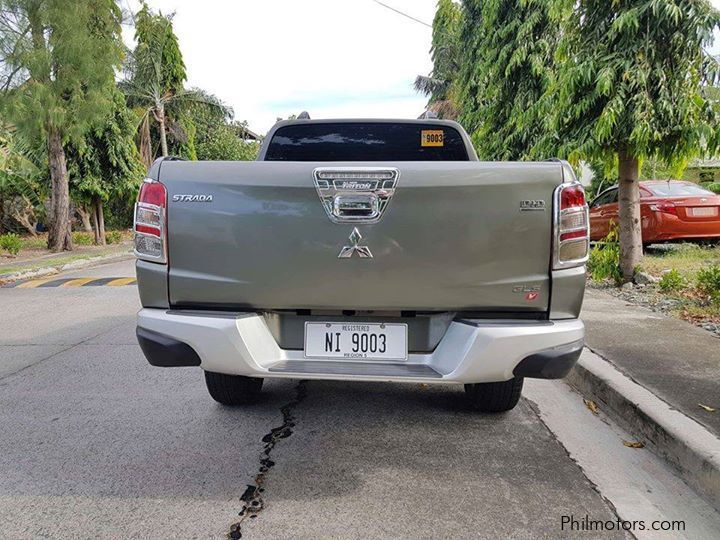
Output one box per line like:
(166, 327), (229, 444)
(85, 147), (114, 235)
(0, 259), (716, 538)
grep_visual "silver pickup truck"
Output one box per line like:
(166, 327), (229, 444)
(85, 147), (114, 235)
(134, 118), (588, 412)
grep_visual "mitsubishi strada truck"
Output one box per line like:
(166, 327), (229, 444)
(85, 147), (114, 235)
(133, 118), (588, 412)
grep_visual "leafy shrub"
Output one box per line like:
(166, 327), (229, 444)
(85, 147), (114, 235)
(697, 265), (720, 302)
(587, 226), (622, 284)
(105, 230), (123, 244)
(703, 182), (720, 194)
(659, 269), (684, 292)
(0, 233), (22, 255)
(72, 232), (93, 246)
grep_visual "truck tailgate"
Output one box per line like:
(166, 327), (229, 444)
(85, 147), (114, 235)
(160, 160), (561, 312)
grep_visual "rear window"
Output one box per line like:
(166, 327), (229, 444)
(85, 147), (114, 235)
(646, 182), (714, 197)
(264, 122), (469, 161)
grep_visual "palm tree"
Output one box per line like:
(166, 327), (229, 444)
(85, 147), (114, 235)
(121, 76), (217, 166)
(413, 0), (463, 120)
(120, 4), (227, 166)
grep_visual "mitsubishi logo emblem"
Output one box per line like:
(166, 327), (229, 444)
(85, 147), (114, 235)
(338, 228), (373, 259)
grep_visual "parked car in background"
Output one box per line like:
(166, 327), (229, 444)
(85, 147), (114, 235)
(590, 181), (720, 244)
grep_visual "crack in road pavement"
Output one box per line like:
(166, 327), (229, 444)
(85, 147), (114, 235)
(228, 380), (308, 539)
(0, 325), (121, 382)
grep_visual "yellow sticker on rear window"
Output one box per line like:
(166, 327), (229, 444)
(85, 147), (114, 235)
(421, 129), (444, 147)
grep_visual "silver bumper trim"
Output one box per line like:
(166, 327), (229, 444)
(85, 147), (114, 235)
(137, 309), (585, 384)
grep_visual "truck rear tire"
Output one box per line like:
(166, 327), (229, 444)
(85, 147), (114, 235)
(204, 371), (264, 406)
(464, 377), (524, 412)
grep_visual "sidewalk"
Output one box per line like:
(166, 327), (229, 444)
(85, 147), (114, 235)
(0, 242), (130, 274)
(582, 288), (720, 437)
(0, 244), (133, 285)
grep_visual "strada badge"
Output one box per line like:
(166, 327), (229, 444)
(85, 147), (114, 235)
(172, 194), (213, 203)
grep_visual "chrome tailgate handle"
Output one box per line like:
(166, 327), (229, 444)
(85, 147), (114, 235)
(313, 167), (399, 224)
(333, 194), (379, 220)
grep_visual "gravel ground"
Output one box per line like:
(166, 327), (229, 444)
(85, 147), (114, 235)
(587, 280), (720, 337)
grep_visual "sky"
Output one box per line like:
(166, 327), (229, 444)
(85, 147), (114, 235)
(122, 0), (437, 134)
(123, 0), (720, 136)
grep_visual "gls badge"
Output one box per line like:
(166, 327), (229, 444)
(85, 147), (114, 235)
(172, 194), (213, 202)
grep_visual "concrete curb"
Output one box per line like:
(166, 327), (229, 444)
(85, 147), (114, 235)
(0, 252), (133, 285)
(567, 349), (720, 512)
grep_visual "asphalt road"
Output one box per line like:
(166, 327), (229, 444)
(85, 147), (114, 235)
(1, 259), (718, 539)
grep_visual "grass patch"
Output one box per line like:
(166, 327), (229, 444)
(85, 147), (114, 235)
(20, 235), (48, 250)
(641, 244), (720, 283)
(675, 301), (720, 323)
(664, 287), (720, 324)
(634, 244), (720, 326)
(6, 230), (130, 254)
(0, 253), (100, 275)
(588, 241), (720, 329)
(0, 245), (131, 276)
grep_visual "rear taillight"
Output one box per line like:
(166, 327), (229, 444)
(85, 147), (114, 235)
(554, 183), (589, 269)
(649, 202), (677, 215)
(134, 179), (167, 263)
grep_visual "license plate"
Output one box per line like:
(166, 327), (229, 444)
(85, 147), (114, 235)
(690, 207), (718, 217)
(304, 322), (408, 361)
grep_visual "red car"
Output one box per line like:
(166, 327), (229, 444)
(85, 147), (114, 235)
(589, 181), (720, 244)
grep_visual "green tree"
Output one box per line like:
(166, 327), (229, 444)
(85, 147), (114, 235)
(458, 0), (560, 160)
(164, 100), (199, 161)
(122, 3), (214, 165)
(132, 2), (186, 96)
(639, 158), (683, 181)
(185, 89), (233, 140)
(554, 0), (720, 280)
(196, 122), (260, 161)
(0, 123), (44, 234)
(414, 0), (464, 118)
(183, 89), (259, 161)
(66, 89), (145, 244)
(0, 0), (124, 251)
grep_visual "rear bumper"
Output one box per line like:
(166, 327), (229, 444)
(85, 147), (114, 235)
(644, 213), (720, 242)
(136, 309), (584, 383)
